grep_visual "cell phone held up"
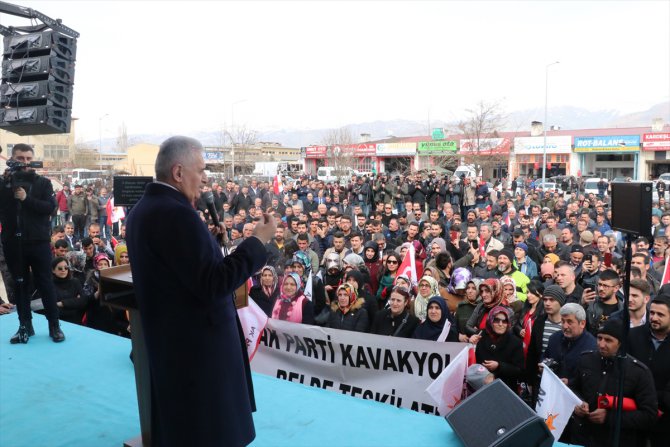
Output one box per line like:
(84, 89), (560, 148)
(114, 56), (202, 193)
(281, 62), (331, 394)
(604, 252), (612, 267)
(470, 239), (479, 249)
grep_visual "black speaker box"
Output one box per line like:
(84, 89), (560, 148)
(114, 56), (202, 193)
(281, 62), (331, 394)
(0, 79), (73, 108)
(0, 105), (71, 135)
(610, 182), (652, 236)
(3, 30), (77, 61)
(445, 379), (554, 447)
(2, 55), (75, 84)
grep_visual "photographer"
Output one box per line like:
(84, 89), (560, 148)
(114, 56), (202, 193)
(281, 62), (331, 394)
(0, 144), (65, 343)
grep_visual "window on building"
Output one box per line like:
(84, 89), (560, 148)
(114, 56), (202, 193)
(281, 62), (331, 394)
(43, 145), (70, 160)
(595, 154), (633, 162)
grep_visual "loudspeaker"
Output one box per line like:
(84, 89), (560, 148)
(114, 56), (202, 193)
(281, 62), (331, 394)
(1, 28), (76, 136)
(611, 182), (652, 236)
(445, 379), (553, 447)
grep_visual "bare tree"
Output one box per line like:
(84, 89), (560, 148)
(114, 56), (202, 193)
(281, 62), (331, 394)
(224, 125), (259, 176)
(73, 143), (101, 169)
(457, 100), (509, 176)
(320, 126), (358, 172)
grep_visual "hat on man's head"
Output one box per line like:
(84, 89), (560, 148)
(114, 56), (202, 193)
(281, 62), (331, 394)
(570, 244), (584, 254)
(580, 231), (594, 245)
(542, 207), (551, 213)
(515, 242), (528, 254)
(498, 249), (515, 262)
(543, 285), (566, 306)
(598, 318), (623, 342)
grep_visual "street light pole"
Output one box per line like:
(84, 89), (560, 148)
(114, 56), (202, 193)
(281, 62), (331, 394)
(98, 113), (109, 171)
(230, 99), (247, 179)
(542, 61), (559, 187)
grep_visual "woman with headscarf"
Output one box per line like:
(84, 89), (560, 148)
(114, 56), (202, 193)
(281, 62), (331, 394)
(464, 278), (505, 339)
(326, 283), (369, 333)
(343, 269), (377, 326)
(114, 244), (129, 266)
(363, 241), (382, 296)
(250, 266), (280, 317)
(456, 278), (481, 341)
(500, 275), (524, 315)
(443, 267), (472, 314)
(370, 285), (419, 338)
(475, 306), (524, 391)
(412, 275), (440, 321)
(290, 251), (327, 323)
(271, 273), (315, 325)
(412, 296), (458, 341)
(83, 253), (129, 336)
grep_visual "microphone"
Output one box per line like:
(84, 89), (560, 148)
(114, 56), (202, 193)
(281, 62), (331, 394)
(202, 191), (220, 227)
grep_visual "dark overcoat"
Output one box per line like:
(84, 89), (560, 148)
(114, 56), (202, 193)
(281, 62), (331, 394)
(127, 183), (266, 447)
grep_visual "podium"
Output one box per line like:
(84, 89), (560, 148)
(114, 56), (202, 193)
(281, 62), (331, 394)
(99, 264), (250, 447)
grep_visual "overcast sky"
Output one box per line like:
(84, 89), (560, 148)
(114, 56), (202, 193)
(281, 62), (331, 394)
(6, 1), (670, 143)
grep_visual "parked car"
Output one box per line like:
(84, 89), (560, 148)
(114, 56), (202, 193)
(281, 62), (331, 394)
(535, 181), (562, 193)
(584, 178), (608, 196)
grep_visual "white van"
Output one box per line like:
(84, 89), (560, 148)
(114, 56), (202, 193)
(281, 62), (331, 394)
(317, 166), (357, 183)
(453, 165), (479, 181)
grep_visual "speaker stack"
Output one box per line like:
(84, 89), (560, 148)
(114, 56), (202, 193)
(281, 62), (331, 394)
(0, 30), (76, 135)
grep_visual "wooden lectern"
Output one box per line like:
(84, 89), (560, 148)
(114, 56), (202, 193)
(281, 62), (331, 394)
(100, 264), (249, 447)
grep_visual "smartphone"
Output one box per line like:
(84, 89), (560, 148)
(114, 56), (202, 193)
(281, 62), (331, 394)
(585, 284), (596, 293)
(604, 252), (612, 267)
(470, 239), (479, 249)
(450, 230), (458, 241)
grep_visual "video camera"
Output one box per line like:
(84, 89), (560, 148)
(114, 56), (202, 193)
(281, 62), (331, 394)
(6, 159), (43, 172)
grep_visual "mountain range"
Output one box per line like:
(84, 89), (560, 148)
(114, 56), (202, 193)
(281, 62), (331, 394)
(105, 101), (670, 150)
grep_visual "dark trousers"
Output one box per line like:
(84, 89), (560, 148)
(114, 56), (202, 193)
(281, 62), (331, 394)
(72, 214), (86, 240)
(3, 240), (59, 324)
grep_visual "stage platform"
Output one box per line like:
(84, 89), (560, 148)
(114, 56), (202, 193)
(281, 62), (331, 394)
(0, 314), (570, 447)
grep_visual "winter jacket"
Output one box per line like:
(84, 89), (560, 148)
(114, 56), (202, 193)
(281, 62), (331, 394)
(475, 331), (524, 390)
(326, 298), (369, 333)
(370, 309), (419, 338)
(0, 172), (57, 243)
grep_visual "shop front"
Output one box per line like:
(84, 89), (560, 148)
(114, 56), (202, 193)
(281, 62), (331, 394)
(416, 140), (458, 171)
(512, 136), (574, 178)
(376, 142), (416, 174)
(302, 145), (328, 175)
(574, 135), (640, 179)
(641, 132), (670, 180)
(332, 143), (378, 174)
(458, 138), (511, 180)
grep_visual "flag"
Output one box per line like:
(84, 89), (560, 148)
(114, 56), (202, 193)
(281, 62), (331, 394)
(273, 175), (283, 195)
(426, 346), (469, 416)
(535, 367), (581, 439)
(303, 274), (313, 301)
(106, 197), (113, 226)
(436, 320), (452, 342)
(662, 255), (670, 285)
(237, 297), (268, 361)
(397, 243), (418, 284)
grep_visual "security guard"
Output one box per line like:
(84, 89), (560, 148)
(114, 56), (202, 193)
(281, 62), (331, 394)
(570, 319), (657, 447)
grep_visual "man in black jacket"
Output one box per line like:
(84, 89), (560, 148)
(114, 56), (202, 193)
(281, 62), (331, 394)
(571, 319), (657, 447)
(628, 295), (670, 447)
(0, 144), (65, 343)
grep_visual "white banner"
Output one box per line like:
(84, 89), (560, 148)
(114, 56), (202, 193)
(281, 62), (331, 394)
(513, 136), (572, 155)
(535, 367), (582, 439)
(252, 319), (468, 415)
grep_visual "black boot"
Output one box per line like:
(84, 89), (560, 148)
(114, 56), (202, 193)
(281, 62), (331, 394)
(48, 321), (65, 343)
(25, 320), (35, 337)
(10, 325), (30, 344)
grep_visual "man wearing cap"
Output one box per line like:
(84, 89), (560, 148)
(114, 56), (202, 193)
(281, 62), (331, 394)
(526, 285), (566, 401)
(497, 249), (530, 301)
(513, 242), (538, 280)
(571, 319), (657, 447)
(568, 244), (585, 276)
(627, 295), (670, 446)
(580, 230), (594, 248)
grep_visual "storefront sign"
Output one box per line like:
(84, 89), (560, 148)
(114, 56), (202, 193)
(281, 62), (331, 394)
(304, 146), (328, 158)
(417, 140), (457, 155)
(252, 319), (467, 415)
(203, 150), (225, 161)
(459, 138), (511, 155)
(333, 144), (377, 157)
(642, 133), (670, 151)
(376, 142), (416, 156)
(513, 136), (572, 154)
(574, 135), (640, 152)
(431, 128), (445, 140)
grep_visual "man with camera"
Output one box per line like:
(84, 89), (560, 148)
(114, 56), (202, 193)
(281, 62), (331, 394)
(0, 144), (65, 343)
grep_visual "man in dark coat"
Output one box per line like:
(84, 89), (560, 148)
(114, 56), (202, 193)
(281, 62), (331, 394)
(628, 295), (670, 447)
(126, 136), (275, 447)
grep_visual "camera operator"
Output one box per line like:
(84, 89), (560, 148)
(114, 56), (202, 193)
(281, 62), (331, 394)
(0, 144), (65, 343)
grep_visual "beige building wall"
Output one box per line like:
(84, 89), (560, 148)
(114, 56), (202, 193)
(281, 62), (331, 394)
(114, 143), (159, 176)
(0, 119), (76, 168)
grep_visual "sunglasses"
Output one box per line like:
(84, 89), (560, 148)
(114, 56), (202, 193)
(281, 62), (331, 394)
(56, 266), (69, 271)
(493, 317), (509, 325)
(386, 260), (398, 264)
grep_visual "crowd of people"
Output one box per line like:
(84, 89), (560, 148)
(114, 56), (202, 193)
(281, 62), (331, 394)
(4, 163), (670, 447)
